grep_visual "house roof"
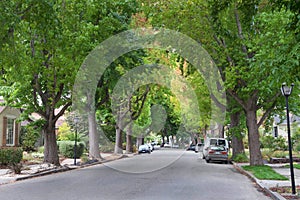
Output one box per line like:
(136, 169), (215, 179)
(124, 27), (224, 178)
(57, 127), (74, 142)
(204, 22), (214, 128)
(0, 106), (6, 114)
(274, 114), (300, 126)
(0, 97), (66, 128)
(0, 98), (6, 114)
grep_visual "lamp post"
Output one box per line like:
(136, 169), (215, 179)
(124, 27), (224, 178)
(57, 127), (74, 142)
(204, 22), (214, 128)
(281, 83), (296, 194)
(73, 116), (80, 166)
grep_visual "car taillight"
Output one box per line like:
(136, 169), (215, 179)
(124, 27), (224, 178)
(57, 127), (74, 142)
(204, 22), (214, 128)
(209, 150), (215, 154)
(221, 151), (227, 155)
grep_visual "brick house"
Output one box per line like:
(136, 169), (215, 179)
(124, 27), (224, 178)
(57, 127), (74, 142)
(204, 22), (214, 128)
(0, 105), (21, 147)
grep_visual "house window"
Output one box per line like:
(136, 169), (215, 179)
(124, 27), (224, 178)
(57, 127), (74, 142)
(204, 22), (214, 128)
(6, 118), (15, 146)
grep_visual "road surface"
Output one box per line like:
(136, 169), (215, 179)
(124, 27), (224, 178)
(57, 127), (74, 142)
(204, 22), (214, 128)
(0, 149), (271, 200)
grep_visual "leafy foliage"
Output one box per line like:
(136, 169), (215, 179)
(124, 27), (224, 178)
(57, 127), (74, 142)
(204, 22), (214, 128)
(21, 125), (41, 152)
(260, 134), (287, 151)
(232, 153), (249, 163)
(0, 147), (23, 174)
(57, 141), (85, 158)
(0, 0), (139, 164)
(292, 127), (300, 151)
(57, 122), (84, 142)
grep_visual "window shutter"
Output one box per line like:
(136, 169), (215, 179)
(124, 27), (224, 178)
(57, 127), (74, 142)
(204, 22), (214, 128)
(14, 122), (19, 146)
(2, 117), (7, 146)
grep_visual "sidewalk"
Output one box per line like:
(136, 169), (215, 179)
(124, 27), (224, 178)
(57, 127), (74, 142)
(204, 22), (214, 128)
(234, 163), (300, 200)
(0, 153), (134, 185)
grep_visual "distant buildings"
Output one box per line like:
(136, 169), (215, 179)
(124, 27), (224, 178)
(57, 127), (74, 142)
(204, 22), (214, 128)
(273, 114), (300, 139)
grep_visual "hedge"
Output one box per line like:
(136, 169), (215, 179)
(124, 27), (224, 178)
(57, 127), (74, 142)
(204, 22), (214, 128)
(57, 141), (85, 158)
(0, 147), (23, 166)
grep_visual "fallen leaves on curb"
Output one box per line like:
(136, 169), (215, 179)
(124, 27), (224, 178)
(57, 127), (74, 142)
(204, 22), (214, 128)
(270, 186), (300, 199)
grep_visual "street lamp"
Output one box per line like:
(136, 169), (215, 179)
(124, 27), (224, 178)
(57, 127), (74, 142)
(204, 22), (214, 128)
(281, 83), (296, 194)
(73, 116), (80, 166)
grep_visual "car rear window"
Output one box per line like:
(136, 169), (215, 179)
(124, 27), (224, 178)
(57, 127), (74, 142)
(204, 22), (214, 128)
(210, 146), (225, 151)
(218, 140), (226, 146)
(209, 139), (226, 146)
(210, 139), (217, 145)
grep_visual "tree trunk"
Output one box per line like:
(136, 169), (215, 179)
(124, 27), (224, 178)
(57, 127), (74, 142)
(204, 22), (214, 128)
(136, 137), (143, 147)
(114, 125), (123, 154)
(126, 134), (133, 153)
(219, 124), (224, 138)
(161, 134), (165, 146)
(230, 111), (245, 158)
(86, 88), (102, 160)
(126, 123), (133, 153)
(88, 109), (102, 160)
(245, 109), (263, 165)
(43, 124), (60, 166)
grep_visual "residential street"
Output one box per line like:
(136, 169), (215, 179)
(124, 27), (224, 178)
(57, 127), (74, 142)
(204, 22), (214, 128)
(0, 149), (271, 200)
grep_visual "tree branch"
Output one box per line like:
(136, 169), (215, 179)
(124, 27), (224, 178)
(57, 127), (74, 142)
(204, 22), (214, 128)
(131, 85), (150, 120)
(257, 91), (281, 127)
(227, 88), (247, 111)
(54, 101), (72, 123)
(210, 92), (226, 112)
(234, 7), (247, 53)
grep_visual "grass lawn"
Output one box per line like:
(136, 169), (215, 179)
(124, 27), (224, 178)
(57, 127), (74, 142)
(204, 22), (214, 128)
(285, 163), (300, 170)
(242, 165), (288, 180)
(293, 164), (300, 169)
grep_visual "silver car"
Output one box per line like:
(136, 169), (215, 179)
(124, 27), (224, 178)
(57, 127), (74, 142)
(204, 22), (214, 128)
(203, 145), (228, 164)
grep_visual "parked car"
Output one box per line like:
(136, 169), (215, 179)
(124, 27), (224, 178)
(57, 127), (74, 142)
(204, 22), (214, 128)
(146, 143), (153, 152)
(187, 144), (196, 151)
(163, 143), (171, 148)
(195, 143), (203, 153)
(203, 145), (228, 164)
(202, 138), (229, 154)
(138, 144), (151, 154)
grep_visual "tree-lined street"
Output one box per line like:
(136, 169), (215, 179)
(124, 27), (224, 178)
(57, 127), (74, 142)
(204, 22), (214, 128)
(0, 149), (271, 200)
(0, 0), (299, 198)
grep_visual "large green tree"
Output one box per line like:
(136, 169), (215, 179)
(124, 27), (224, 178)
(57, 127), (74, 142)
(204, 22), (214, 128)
(141, 0), (299, 165)
(213, 1), (299, 165)
(0, 0), (139, 165)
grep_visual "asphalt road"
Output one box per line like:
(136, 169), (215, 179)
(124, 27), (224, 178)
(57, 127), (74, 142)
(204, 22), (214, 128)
(0, 149), (271, 200)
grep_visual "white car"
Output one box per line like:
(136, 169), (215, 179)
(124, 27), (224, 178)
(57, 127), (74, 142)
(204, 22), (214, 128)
(202, 138), (229, 163)
(146, 143), (153, 152)
(195, 143), (203, 153)
(138, 144), (151, 154)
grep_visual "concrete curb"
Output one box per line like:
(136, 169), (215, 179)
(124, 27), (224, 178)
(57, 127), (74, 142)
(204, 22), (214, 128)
(15, 166), (71, 181)
(1, 153), (135, 184)
(233, 163), (287, 200)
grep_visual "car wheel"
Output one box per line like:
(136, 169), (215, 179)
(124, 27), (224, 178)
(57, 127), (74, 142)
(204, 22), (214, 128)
(206, 158), (210, 163)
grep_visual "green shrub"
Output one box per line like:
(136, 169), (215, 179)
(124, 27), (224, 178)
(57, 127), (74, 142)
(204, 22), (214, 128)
(0, 147), (23, 165)
(261, 134), (287, 151)
(100, 144), (114, 153)
(57, 141), (85, 158)
(21, 125), (40, 152)
(292, 127), (300, 146)
(295, 142), (300, 152)
(271, 150), (288, 158)
(0, 147), (23, 174)
(122, 142), (126, 150)
(132, 145), (137, 153)
(261, 148), (273, 160)
(37, 146), (44, 154)
(232, 153), (249, 163)
(57, 122), (86, 142)
(80, 154), (89, 164)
